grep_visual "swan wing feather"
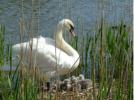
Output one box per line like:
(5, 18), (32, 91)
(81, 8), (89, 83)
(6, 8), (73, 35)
(12, 36), (73, 75)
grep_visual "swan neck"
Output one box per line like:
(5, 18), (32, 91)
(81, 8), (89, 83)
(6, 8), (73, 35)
(55, 26), (78, 58)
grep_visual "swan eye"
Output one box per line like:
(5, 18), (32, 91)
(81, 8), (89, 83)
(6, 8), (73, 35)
(69, 25), (74, 35)
(69, 24), (74, 31)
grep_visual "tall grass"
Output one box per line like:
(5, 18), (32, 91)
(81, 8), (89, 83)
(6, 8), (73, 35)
(0, 22), (132, 100)
(70, 21), (132, 100)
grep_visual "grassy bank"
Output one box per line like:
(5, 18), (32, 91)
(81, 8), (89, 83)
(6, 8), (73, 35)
(0, 21), (133, 100)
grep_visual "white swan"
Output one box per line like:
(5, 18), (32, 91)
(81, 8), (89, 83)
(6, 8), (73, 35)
(12, 19), (80, 77)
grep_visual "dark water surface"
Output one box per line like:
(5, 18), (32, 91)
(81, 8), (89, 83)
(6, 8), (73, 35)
(0, 0), (132, 43)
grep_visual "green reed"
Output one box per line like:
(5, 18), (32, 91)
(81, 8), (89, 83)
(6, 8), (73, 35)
(0, 25), (5, 66)
(71, 21), (132, 100)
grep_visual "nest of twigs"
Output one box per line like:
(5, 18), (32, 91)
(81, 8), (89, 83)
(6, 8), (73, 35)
(37, 74), (98, 100)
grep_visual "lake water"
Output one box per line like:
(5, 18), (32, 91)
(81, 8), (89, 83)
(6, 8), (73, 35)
(0, 0), (132, 43)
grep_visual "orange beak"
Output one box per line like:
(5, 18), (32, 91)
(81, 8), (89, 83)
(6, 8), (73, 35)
(70, 29), (76, 37)
(71, 31), (76, 37)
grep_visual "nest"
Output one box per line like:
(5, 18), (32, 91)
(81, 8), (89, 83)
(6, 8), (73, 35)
(37, 74), (98, 100)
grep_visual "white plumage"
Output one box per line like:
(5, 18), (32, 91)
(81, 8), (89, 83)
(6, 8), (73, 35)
(12, 19), (80, 77)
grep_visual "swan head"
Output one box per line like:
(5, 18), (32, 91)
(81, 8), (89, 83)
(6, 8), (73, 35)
(59, 19), (76, 37)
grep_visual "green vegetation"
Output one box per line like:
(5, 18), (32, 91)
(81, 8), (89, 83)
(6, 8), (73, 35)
(72, 21), (132, 100)
(0, 20), (132, 100)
